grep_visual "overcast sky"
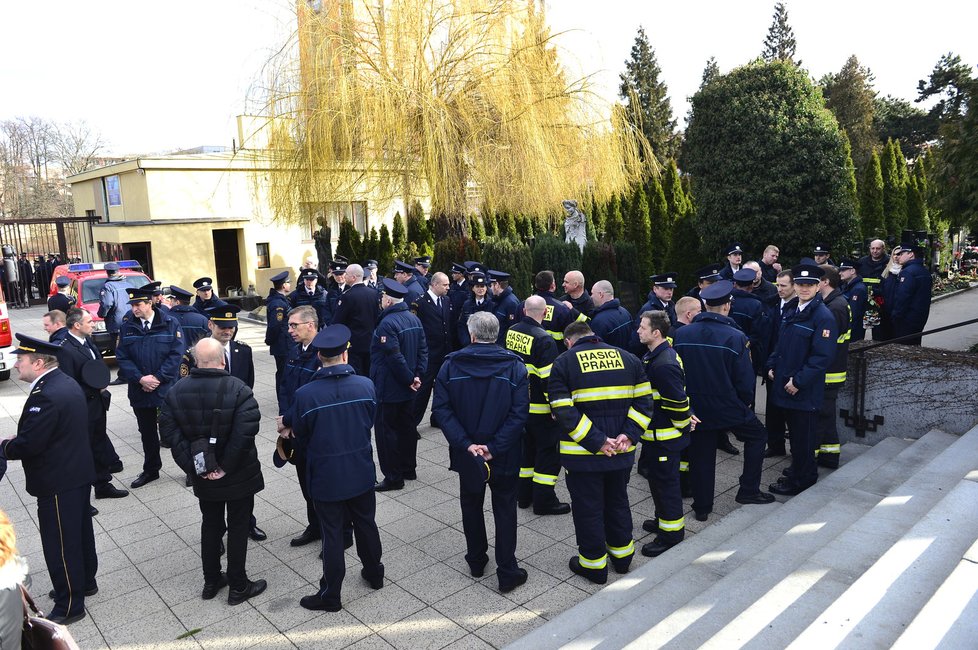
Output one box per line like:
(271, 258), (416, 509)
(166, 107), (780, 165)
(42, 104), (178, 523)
(2, 0), (973, 156)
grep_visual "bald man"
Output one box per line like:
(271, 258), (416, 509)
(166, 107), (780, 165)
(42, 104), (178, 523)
(560, 271), (594, 317)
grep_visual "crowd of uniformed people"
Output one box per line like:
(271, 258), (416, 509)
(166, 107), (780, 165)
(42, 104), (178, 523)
(3, 235), (934, 624)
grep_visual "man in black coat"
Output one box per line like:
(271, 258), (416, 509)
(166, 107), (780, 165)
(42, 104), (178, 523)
(410, 271), (453, 428)
(330, 263), (379, 376)
(58, 308), (127, 499)
(2, 334), (98, 625)
(159, 338), (266, 606)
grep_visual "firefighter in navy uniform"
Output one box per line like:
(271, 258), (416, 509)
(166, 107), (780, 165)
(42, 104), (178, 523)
(169, 285), (210, 346)
(192, 277), (228, 316)
(504, 295), (570, 515)
(288, 268), (330, 330)
(548, 321), (653, 585)
(489, 270), (521, 345)
(839, 260), (868, 342)
(766, 264), (838, 496)
(673, 281), (776, 521)
(589, 281), (633, 351)
(635, 310), (692, 558)
(520, 270), (587, 344)
(815, 265), (851, 469)
(730, 268), (773, 377)
(685, 264), (722, 302)
(264, 271), (292, 387)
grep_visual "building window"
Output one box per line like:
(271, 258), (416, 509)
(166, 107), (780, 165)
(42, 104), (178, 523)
(305, 201), (368, 240)
(104, 175), (122, 207)
(256, 242), (270, 269)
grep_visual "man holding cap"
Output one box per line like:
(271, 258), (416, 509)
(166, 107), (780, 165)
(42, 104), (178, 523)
(2, 334), (98, 625)
(115, 286), (186, 488)
(291, 325), (385, 611)
(766, 264), (838, 496)
(371, 278), (428, 491)
(673, 281), (775, 522)
(192, 277), (228, 316)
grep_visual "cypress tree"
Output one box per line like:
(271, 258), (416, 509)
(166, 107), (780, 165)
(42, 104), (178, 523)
(589, 192), (603, 235)
(378, 224), (395, 274)
(619, 26), (678, 163)
(859, 150), (885, 238)
(501, 210), (519, 240)
(364, 227), (379, 262)
(647, 176), (670, 272)
(841, 131), (860, 238)
(664, 210), (707, 293)
(468, 214), (485, 240)
(604, 194), (625, 242)
(482, 206), (498, 238)
(662, 159), (687, 223)
(392, 213), (406, 253)
(906, 175), (929, 231)
(881, 138), (907, 235)
(336, 218), (362, 261)
(627, 184), (653, 277)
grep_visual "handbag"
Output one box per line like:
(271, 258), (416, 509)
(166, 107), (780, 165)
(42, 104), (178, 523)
(20, 586), (81, 650)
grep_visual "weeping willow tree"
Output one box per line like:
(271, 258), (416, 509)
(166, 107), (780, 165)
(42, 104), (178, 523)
(259, 0), (651, 236)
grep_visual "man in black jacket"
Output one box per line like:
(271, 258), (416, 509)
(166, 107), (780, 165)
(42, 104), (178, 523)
(159, 338), (266, 606)
(330, 263), (379, 376)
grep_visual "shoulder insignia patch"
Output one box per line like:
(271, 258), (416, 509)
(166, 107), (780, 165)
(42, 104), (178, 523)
(176, 330), (182, 338)
(180, 363), (190, 377)
(822, 329), (831, 338)
(380, 336), (387, 344)
(29, 406), (41, 412)
(277, 311), (284, 321)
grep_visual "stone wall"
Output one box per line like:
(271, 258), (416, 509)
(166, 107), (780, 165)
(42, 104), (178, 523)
(837, 342), (978, 445)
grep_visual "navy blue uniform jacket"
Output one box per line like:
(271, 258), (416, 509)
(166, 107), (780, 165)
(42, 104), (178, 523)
(2, 369), (95, 497)
(370, 302), (428, 403)
(673, 312), (757, 430)
(291, 365), (378, 501)
(264, 290), (292, 356)
(457, 295), (495, 346)
(170, 305), (210, 347)
(411, 291), (454, 360)
(432, 343), (529, 477)
(729, 289), (772, 376)
(641, 341), (692, 451)
(115, 307), (186, 408)
(288, 286), (329, 329)
(590, 299), (633, 351)
(279, 341), (321, 421)
(891, 258), (932, 335)
(492, 286), (521, 345)
(193, 295), (228, 316)
(841, 276), (868, 341)
(765, 296), (837, 412)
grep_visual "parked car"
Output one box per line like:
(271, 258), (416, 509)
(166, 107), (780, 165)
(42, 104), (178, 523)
(0, 280), (13, 380)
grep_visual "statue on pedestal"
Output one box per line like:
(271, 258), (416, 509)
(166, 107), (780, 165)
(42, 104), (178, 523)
(562, 200), (587, 253)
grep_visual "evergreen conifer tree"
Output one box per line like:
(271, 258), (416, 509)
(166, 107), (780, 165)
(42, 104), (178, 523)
(364, 227), (379, 262)
(647, 176), (670, 272)
(468, 214), (486, 240)
(603, 194), (625, 242)
(619, 26), (678, 163)
(906, 175), (929, 231)
(482, 206), (498, 238)
(589, 193), (603, 237)
(501, 210), (519, 240)
(378, 224), (395, 273)
(627, 184), (653, 276)
(841, 131), (860, 237)
(881, 138), (907, 234)
(761, 2), (801, 66)
(859, 150), (885, 238)
(336, 218), (363, 261)
(821, 56), (877, 171)
(662, 159), (687, 223)
(392, 212), (406, 252)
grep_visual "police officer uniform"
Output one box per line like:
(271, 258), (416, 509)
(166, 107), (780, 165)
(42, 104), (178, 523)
(192, 276), (228, 316)
(839, 260), (868, 342)
(325, 260), (348, 322)
(813, 243), (836, 267)
(590, 296), (633, 351)
(2, 335), (98, 624)
(632, 272), (678, 354)
(330, 274), (380, 376)
(673, 281), (776, 520)
(730, 269), (773, 376)
(767, 265), (838, 495)
(47, 275), (73, 312)
(97, 262), (133, 338)
(765, 294), (798, 457)
(548, 330), (653, 584)
(115, 287), (186, 488)
(394, 260), (425, 305)
(685, 264), (723, 302)
(370, 279), (428, 490)
(489, 270), (521, 345)
(816, 281), (851, 469)
(457, 273), (495, 346)
(891, 246), (932, 345)
(288, 268), (330, 329)
(410, 278), (454, 427)
(504, 315), (568, 513)
(169, 285), (211, 346)
(413, 256), (432, 290)
(718, 243), (744, 281)
(264, 271), (292, 386)
(447, 263), (470, 348)
(292, 326), (385, 612)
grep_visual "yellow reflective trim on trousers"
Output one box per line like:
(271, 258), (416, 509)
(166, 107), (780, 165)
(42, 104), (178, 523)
(679, 461), (689, 472)
(607, 541), (634, 558)
(825, 371), (847, 384)
(571, 385), (635, 402)
(628, 407), (651, 430)
(651, 389), (661, 399)
(532, 472), (558, 486)
(579, 553), (608, 569)
(569, 414), (593, 442)
(551, 398), (574, 408)
(633, 382), (653, 397)
(529, 402), (552, 414)
(819, 444), (840, 454)
(560, 441), (636, 455)
(519, 467), (534, 479)
(658, 516), (685, 532)
(864, 277), (880, 284)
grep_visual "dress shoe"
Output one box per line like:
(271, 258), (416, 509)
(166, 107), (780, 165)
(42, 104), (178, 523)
(468, 560), (488, 578)
(228, 579), (266, 606)
(769, 479), (811, 496)
(498, 568), (528, 593)
(249, 526), (267, 542)
(694, 511), (709, 522)
(201, 573), (228, 600)
(764, 448), (786, 458)
(641, 539), (678, 558)
(49, 586), (98, 599)
(402, 470), (418, 480)
(94, 485), (129, 499)
(159, 438), (171, 449)
(717, 436), (740, 455)
(185, 475), (194, 487)
(361, 566), (384, 589)
(109, 377), (126, 386)
(48, 611), (86, 625)
(533, 502), (571, 516)
(568, 557), (607, 585)
(300, 594), (342, 611)
(642, 519), (658, 534)
(735, 491), (777, 505)
(290, 528), (321, 547)
(374, 479), (404, 492)
(130, 472), (159, 489)
(108, 460), (124, 474)
(89, 506), (99, 517)
(517, 498), (532, 509)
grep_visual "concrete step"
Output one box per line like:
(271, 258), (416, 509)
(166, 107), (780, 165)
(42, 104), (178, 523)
(621, 430), (957, 649)
(509, 434), (914, 650)
(792, 479), (978, 649)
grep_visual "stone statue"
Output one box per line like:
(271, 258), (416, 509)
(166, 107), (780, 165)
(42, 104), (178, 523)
(562, 200), (587, 253)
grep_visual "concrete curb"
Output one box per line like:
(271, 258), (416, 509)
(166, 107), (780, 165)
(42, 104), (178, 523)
(931, 280), (978, 303)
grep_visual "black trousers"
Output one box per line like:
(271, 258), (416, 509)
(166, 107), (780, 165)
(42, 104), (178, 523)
(347, 350), (370, 377)
(519, 414), (561, 506)
(784, 409), (818, 489)
(765, 380), (789, 454)
(639, 443), (686, 546)
(459, 467), (521, 583)
(273, 354), (286, 389)
(412, 353), (445, 426)
(292, 451), (318, 531)
(89, 407), (120, 490)
(133, 406), (162, 474)
(199, 495), (254, 591)
(816, 385), (841, 466)
(38, 484), (97, 618)
(313, 490), (383, 606)
(690, 420), (767, 515)
(376, 400), (417, 482)
(566, 467), (634, 577)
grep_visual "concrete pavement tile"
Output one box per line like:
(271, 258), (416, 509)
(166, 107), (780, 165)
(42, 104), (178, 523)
(95, 564), (151, 599)
(407, 526), (466, 563)
(521, 539), (578, 575)
(123, 530), (190, 564)
(101, 607), (195, 649)
(520, 513), (575, 541)
(343, 583), (426, 632)
(445, 633), (495, 649)
(343, 635), (396, 649)
(394, 562), (472, 605)
(247, 563), (311, 606)
(107, 516), (170, 546)
(498, 570), (562, 606)
(373, 543), (432, 582)
(514, 529), (564, 561)
(377, 606), (467, 650)
(94, 500), (156, 531)
(87, 584), (170, 631)
(150, 565), (206, 607)
(395, 485), (454, 510)
(431, 583), (516, 631)
(473, 605), (545, 648)
(171, 591), (242, 630)
(383, 512), (444, 544)
(371, 498), (415, 527)
(422, 499), (464, 527)
(193, 607), (283, 649)
(283, 606), (371, 648)
(523, 580), (590, 620)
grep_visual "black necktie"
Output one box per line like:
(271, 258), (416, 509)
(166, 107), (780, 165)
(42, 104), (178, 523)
(143, 320), (150, 332)
(86, 340), (97, 359)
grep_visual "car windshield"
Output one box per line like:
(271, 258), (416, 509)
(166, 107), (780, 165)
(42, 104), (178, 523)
(82, 274), (150, 303)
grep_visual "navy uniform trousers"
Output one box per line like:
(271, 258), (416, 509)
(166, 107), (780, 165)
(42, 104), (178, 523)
(518, 413), (562, 508)
(689, 419), (767, 516)
(375, 400), (418, 482)
(815, 385), (841, 468)
(565, 467), (634, 579)
(765, 380), (789, 454)
(314, 489), (383, 607)
(784, 409), (819, 489)
(134, 406), (163, 474)
(459, 465), (521, 583)
(40, 484), (98, 618)
(638, 442), (687, 546)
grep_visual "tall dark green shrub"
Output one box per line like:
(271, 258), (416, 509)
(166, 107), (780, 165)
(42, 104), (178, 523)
(532, 234), (582, 287)
(582, 241), (618, 289)
(482, 207), (498, 238)
(468, 214), (486, 241)
(604, 194), (625, 242)
(377, 224), (395, 276)
(501, 210), (519, 240)
(664, 211), (708, 293)
(432, 237), (482, 274)
(363, 227), (379, 263)
(627, 184), (653, 277)
(407, 200), (433, 248)
(336, 218), (362, 262)
(859, 150), (885, 239)
(392, 213), (406, 252)
(882, 138), (908, 236)
(647, 177), (670, 272)
(481, 236), (533, 296)
(613, 240), (643, 313)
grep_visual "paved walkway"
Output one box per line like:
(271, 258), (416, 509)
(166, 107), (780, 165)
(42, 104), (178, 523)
(921, 285), (978, 350)
(0, 302), (795, 649)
